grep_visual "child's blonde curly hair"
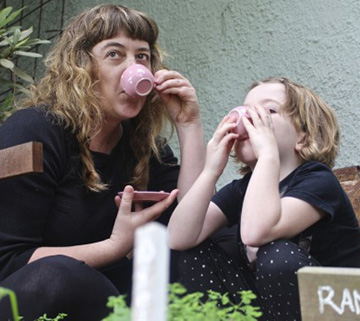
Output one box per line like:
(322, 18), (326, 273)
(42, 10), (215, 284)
(238, 77), (339, 174)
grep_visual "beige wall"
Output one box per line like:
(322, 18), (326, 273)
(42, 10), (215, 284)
(23, 0), (360, 187)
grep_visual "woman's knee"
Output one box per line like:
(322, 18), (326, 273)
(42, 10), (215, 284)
(0, 255), (119, 321)
(19, 255), (89, 290)
(2, 255), (117, 297)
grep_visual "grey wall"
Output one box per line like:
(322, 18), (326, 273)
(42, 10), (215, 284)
(60, 1), (360, 187)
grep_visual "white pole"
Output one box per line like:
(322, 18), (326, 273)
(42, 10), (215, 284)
(131, 222), (169, 321)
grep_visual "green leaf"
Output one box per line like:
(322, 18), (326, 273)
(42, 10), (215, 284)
(0, 35), (13, 47)
(13, 27), (21, 44)
(13, 36), (30, 49)
(0, 286), (20, 321)
(13, 66), (34, 83)
(0, 7), (13, 27)
(18, 26), (33, 41)
(27, 39), (51, 46)
(0, 7), (24, 30)
(0, 58), (14, 70)
(14, 84), (31, 95)
(13, 50), (42, 58)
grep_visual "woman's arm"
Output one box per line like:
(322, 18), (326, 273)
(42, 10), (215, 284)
(154, 70), (206, 200)
(30, 186), (179, 268)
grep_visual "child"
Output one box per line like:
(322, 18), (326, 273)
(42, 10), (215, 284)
(167, 77), (360, 321)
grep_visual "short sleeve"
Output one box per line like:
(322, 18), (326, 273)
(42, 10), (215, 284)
(283, 162), (346, 219)
(211, 175), (250, 226)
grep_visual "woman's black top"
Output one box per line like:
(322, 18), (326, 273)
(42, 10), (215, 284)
(0, 107), (180, 281)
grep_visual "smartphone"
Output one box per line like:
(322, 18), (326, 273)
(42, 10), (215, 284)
(117, 191), (170, 202)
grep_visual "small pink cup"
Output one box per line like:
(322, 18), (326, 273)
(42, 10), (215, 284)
(120, 64), (154, 98)
(227, 106), (249, 139)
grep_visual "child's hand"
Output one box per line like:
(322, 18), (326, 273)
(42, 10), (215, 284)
(242, 105), (278, 160)
(204, 116), (239, 177)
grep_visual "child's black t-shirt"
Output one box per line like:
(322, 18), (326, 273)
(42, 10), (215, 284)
(212, 161), (360, 267)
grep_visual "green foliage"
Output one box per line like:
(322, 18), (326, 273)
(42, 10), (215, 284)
(167, 283), (262, 321)
(102, 295), (132, 321)
(34, 314), (67, 321)
(103, 283), (262, 321)
(0, 286), (67, 321)
(1, 283), (261, 321)
(0, 286), (20, 321)
(0, 5), (50, 122)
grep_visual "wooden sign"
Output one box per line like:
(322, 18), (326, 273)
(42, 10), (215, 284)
(298, 266), (360, 320)
(0, 141), (43, 180)
(131, 222), (169, 321)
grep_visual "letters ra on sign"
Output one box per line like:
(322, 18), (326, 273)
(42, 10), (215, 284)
(298, 266), (360, 320)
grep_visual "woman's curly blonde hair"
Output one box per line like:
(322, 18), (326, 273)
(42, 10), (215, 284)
(238, 77), (339, 174)
(20, 4), (172, 191)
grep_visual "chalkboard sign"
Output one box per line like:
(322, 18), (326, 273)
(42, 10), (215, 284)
(298, 266), (360, 321)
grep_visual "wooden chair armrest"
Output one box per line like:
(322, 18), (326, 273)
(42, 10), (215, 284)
(0, 142), (43, 180)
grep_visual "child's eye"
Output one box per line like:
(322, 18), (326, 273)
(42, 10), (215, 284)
(269, 108), (277, 114)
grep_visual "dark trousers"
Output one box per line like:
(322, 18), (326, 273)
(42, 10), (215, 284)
(177, 238), (320, 321)
(0, 255), (120, 321)
(0, 251), (181, 321)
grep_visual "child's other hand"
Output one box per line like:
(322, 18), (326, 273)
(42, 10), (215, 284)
(242, 105), (278, 159)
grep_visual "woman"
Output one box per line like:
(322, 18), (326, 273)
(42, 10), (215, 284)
(0, 4), (205, 320)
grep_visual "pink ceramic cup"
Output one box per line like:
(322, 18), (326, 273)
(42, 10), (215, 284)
(120, 64), (154, 98)
(227, 106), (249, 139)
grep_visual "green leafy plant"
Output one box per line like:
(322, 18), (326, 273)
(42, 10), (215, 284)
(0, 286), (20, 321)
(34, 314), (67, 321)
(0, 286), (67, 321)
(1, 283), (261, 320)
(0, 5), (50, 122)
(102, 295), (132, 321)
(103, 283), (262, 321)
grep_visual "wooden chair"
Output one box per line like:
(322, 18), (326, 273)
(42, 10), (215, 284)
(333, 165), (360, 224)
(0, 141), (43, 180)
(0, 141), (42, 320)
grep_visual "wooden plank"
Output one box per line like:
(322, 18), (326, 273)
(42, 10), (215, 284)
(131, 222), (169, 321)
(333, 165), (360, 223)
(334, 166), (360, 182)
(298, 266), (360, 321)
(0, 142), (43, 180)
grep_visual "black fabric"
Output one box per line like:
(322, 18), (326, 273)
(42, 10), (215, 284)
(212, 161), (360, 267)
(0, 107), (180, 318)
(0, 255), (119, 321)
(178, 239), (320, 321)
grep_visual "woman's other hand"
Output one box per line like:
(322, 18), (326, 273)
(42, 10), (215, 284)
(110, 185), (178, 254)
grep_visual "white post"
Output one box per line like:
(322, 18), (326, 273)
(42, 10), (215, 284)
(131, 222), (169, 321)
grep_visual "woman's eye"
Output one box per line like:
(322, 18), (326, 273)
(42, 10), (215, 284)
(269, 108), (277, 114)
(107, 51), (119, 58)
(136, 53), (150, 61)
